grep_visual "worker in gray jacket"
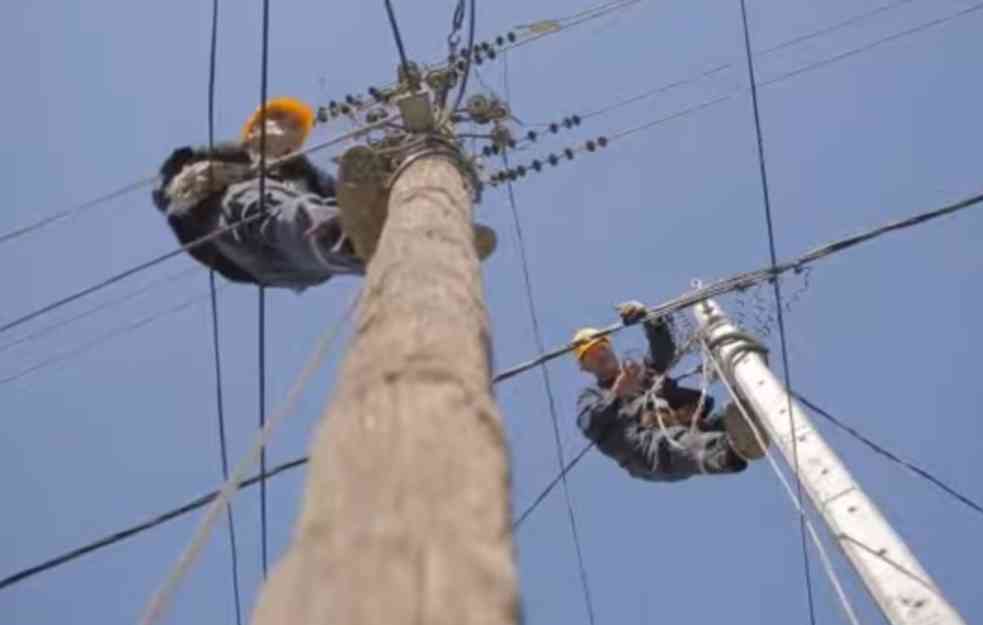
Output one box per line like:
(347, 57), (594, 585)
(152, 97), (495, 291)
(573, 301), (769, 482)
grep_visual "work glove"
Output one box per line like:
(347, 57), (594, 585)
(166, 160), (252, 213)
(615, 300), (648, 325)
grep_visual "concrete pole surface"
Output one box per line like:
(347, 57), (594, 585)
(695, 298), (966, 625)
(250, 156), (518, 625)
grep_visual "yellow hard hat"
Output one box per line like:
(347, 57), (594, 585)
(241, 97), (316, 143)
(571, 327), (611, 361)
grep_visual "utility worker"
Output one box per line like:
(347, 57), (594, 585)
(574, 301), (769, 482)
(152, 97), (496, 291)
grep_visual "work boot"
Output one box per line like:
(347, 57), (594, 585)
(336, 145), (389, 263)
(722, 401), (770, 461)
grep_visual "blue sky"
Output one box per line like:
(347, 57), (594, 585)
(2, 1), (981, 623)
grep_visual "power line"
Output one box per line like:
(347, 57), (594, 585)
(0, 286), (223, 387)
(256, 0), (272, 581)
(138, 288), (359, 625)
(498, 0), (983, 178)
(574, 0), (923, 122)
(0, 120), (387, 338)
(0, 176), (158, 247)
(4, 183), (981, 586)
(0, 267), (198, 355)
(4, 187), (977, 390)
(206, 0), (243, 618)
(258, 287), (269, 578)
(383, 0), (411, 78)
(794, 393), (983, 518)
(502, 150), (596, 624)
(737, 1), (816, 622)
(493, 189), (983, 382)
(0, 456), (310, 592)
(209, 273), (243, 625)
(451, 0), (477, 114)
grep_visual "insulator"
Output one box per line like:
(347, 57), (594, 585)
(345, 95), (356, 105)
(564, 148), (574, 160)
(532, 160), (543, 172)
(517, 166), (527, 177)
(549, 123), (559, 134)
(496, 36), (505, 46)
(316, 107), (329, 123)
(527, 131), (538, 142)
(507, 170), (518, 181)
(368, 87), (382, 101)
(340, 104), (351, 115)
(507, 32), (517, 43)
(572, 115), (582, 125)
(474, 54), (484, 65)
(548, 154), (559, 166)
(598, 136), (609, 148)
(487, 49), (497, 60)
(563, 117), (573, 129)
(457, 60), (467, 72)
(481, 42), (493, 53)
(586, 140), (596, 152)
(328, 100), (338, 110)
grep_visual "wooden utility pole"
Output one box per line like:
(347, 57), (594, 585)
(250, 154), (519, 625)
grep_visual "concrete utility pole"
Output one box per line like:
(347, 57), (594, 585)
(249, 153), (518, 624)
(694, 298), (966, 625)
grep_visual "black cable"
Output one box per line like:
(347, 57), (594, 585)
(737, 2), (817, 622)
(258, 287), (269, 578)
(514, 443), (594, 529)
(451, 0), (477, 113)
(0, 267), (197, 355)
(0, 456), (309, 592)
(207, 0), (243, 618)
(0, 211), (266, 336)
(256, 0), (271, 581)
(0, 177), (158, 246)
(7, 1), (977, 341)
(502, 151), (596, 625)
(209, 273), (243, 625)
(383, 0), (411, 79)
(794, 393), (983, 517)
(4, 190), (981, 589)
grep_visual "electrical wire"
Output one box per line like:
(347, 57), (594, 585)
(0, 286), (224, 387)
(138, 288), (360, 625)
(257, 287), (269, 578)
(736, 1), (816, 622)
(383, 0), (411, 78)
(493, 189), (983, 382)
(794, 393), (983, 517)
(0, 266), (198, 355)
(502, 148), (596, 624)
(451, 0), (477, 114)
(3, 188), (980, 592)
(209, 272), (243, 625)
(0, 120), (388, 338)
(206, 0), (243, 618)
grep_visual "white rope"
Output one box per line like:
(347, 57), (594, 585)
(138, 287), (361, 625)
(703, 340), (863, 625)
